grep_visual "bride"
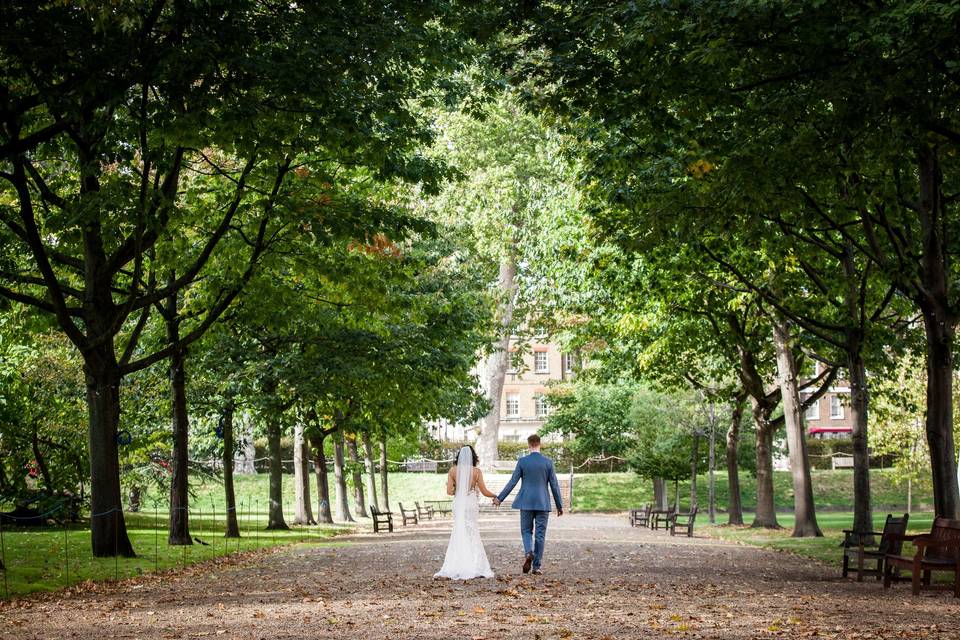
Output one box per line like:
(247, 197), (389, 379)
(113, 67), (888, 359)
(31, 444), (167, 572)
(434, 445), (497, 580)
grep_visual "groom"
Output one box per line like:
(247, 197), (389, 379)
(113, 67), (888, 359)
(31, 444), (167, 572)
(493, 434), (563, 575)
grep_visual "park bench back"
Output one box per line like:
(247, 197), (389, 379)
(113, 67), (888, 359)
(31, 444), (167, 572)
(877, 513), (910, 556)
(925, 517), (960, 563)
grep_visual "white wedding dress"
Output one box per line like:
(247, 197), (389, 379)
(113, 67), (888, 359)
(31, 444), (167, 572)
(434, 447), (494, 580)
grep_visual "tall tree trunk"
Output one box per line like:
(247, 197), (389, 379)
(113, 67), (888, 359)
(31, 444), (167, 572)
(751, 399), (780, 529)
(707, 401), (716, 524)
(726, 393), (746, 525)
(266, 413), (288, 530)
(293, 422), (314, 525)
(222, 400), (240, 538)
(653, 478), (668, 509)
(847, 351), (873, 537)
(379, 436), (390, 511)
(236, 411), (256, 474)
(690, 431), (700, 508)
(311, 433), (333, 524)
(84, 348), (135, 557)
(333, 428), (354, 522)
(347, 435), (366, 518)
(166, 303), (192, 544)
(840, 244), (874, 536)
(362, 433), (379, 512)
(916, 144), (959, 519)
(476, 256), (517, 471)
(772, 317), (822, 537)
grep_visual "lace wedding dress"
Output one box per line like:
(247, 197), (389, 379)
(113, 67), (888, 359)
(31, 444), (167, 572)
(434, 447), (494, 580)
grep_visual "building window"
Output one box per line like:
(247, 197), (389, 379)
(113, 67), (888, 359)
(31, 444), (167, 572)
(534, 351), (549, 373)
(805, 399), (819, 422)
(503, 434), (521, 442)
(505, 392), (519, 416)
(830, 395), (844, 420)
(535, 395), (549, 417)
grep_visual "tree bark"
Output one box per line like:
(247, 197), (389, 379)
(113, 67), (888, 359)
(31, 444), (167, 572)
(690, 430), (700, 508)
(236, 411), (256, 474)
(379, 436), (390, 511)
(166, 282), (191, 545)
(772, 317), (822, 537)
(707, 401), (716, 524)
(333, 428), (354, 522)
(362, 433), (379, 512)
(847, 350), (873, 537)
(85, 349), (136, 557)
(222, 400), (240, 538)
(293, 422), (315, 525)
(726, 393), (746, 525)
(476, 256), (517, 471)
(310, 433), (333, 524)
(728, 313), (780, 529)
(751, 398), (780, 529)
(347, 435), (366, 518)
(653, 478), (668, 510)
(915, 144), (959, 518)
(266, 413), (288, 530)
(839, 244), (874, 537)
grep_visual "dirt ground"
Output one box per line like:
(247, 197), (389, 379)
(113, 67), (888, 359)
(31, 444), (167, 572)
(1, 512), (957, 639)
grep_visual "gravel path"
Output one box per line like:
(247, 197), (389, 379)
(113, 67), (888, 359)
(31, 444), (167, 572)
(1, 513), (957, 639)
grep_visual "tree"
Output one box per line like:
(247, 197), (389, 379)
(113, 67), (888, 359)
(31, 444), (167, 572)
(542, 381), (639, 463)
(629, 386), (706, 510)
(0, 1), (472, 555)
(492, 0), (960, 518)
(420, 93), (581, 469)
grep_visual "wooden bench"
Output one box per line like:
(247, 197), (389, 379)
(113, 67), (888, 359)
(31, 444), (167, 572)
(425, 500), (452, 516)
(670, 506), (698, 537)
(397, 502), (418, 526)
(370, 505), (394, 533)
(842, 513), (908, 581)
(651, 506), (675, 531)
(629, 505), (651, 528)
(884, 516), (960, 597)
(415, 501), (435, 521)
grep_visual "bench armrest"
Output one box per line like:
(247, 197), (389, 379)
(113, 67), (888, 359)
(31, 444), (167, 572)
(914, 536), (960, 551)
(885, 533), (921, 542)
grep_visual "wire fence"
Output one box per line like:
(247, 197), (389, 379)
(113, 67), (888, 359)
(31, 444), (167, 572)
(0, 497), (334, 600)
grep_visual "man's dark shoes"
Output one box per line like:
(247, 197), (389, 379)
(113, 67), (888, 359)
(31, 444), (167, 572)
(522, 552), (534, 574)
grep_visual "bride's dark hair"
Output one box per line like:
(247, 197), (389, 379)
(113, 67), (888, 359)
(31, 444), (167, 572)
(462, 444), (479, 467)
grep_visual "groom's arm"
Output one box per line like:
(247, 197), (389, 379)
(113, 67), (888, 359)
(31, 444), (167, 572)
(496, 462), (523, 504)
(548, 462), (563, 514)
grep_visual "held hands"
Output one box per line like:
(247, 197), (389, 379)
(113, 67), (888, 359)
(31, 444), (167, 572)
(557, 508), (563, 516)
(492, 498), (501, 507)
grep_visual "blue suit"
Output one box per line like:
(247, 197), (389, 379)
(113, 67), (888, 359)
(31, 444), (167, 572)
(496, 451), (563, 570)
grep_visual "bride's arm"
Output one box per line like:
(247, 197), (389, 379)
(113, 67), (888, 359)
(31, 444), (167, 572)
(475, 469), (497, 498)
(446, 467), (456, 496)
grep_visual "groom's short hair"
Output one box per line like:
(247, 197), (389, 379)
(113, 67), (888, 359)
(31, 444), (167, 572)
(527, 434), (541, 447)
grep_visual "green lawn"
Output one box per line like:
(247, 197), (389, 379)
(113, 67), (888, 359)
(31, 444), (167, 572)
(1, 472), (451, 599)
(0, 469), (936, 599)
(699, 511), (936, 568)
(570, 469), (931, 512)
